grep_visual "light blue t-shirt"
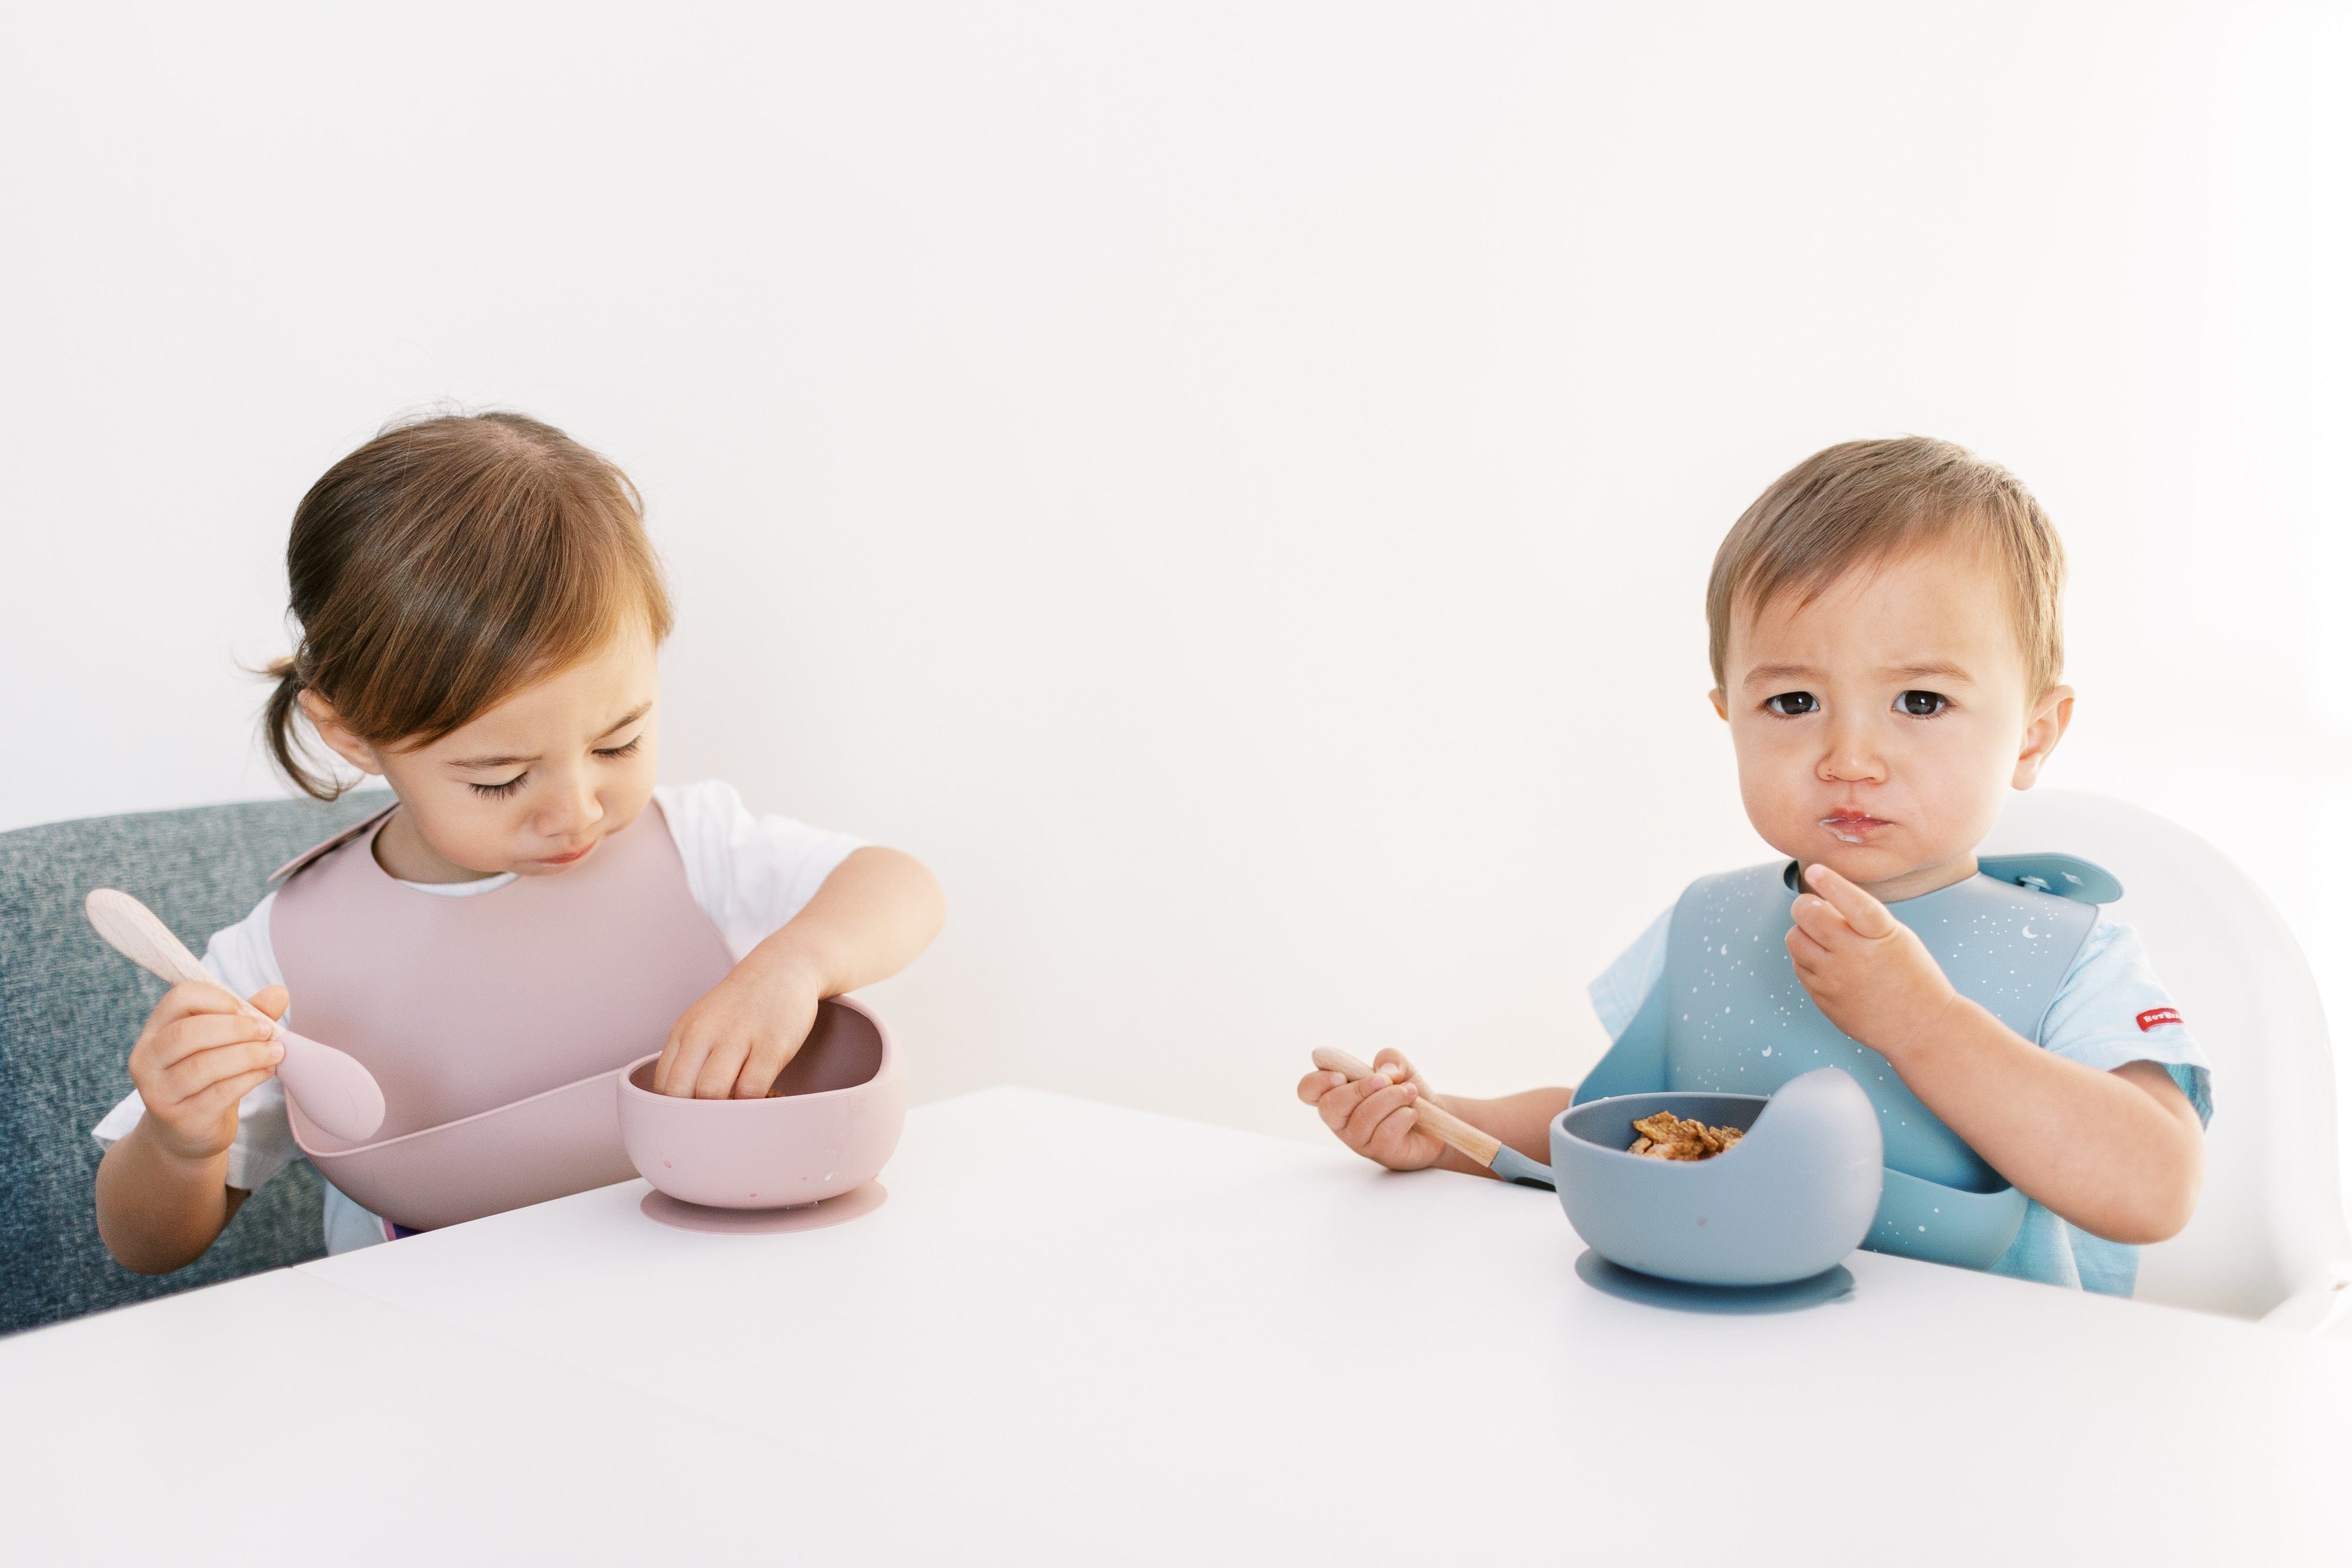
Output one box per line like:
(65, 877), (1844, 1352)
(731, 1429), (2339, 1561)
(1588, 907), (2214, 1296)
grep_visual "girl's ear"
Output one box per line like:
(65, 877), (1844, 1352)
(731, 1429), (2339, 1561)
(2012, 685), (2076, 789)
(298, 691), (386, 778)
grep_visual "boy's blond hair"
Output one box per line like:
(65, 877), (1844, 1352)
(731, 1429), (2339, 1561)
(1706, 436), (2067, 698)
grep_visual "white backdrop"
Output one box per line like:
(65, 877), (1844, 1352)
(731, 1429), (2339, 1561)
(4, 4), (2349, 1178)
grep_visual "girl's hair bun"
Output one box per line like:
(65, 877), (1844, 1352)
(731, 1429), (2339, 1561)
(265, 410), (671, 800)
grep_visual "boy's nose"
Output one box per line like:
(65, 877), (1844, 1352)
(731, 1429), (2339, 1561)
(1816, 723), (1887, 784)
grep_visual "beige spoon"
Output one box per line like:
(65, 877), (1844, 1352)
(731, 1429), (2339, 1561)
(86, 887), (387, 1142)
(1311, 1047), (1555, 1188)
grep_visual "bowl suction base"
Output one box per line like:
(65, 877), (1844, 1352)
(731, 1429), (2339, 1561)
(639, 1182), (887, 1235)
(1573, 1248), (1854, 1314)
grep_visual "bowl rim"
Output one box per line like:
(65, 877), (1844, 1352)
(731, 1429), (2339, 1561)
(1555, 1088), (1773, 1167)
(614, 994), (894, 1108)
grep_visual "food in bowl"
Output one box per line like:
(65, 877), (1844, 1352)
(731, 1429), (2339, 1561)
(1627, 1111), (1745, 1161)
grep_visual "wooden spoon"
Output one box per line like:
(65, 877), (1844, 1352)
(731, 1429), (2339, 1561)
(1311, 1047), (1555, 1188)
(86, 888), (387, 1142)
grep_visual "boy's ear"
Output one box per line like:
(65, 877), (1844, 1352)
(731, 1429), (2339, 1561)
(2012, 685), (2076, 789)
(298, 691), (386, 778)
(1708, 688), (1729, 721)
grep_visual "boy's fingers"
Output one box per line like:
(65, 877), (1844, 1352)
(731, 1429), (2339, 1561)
(1785, 925), (1830, 977)
(248, 984), (290, 1022)
(1788, 894), (1850, 946)
(1802, 862), (1898, 938)
(1317, 1076), (1371, 1132)
(1296, 1070), (1347, 1106)
(1364, 1102), (1424, 1162)
(1370, 1048), (1415, 1082)
(1344, 1081), (1416, 1146)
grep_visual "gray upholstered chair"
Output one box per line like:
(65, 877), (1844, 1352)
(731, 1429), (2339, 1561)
(0, 793), (386, 1336)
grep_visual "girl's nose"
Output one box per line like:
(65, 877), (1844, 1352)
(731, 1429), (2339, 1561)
(536, 769), (607, 838)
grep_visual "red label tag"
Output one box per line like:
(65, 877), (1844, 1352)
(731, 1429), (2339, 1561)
(2137, 1007), (2183, 1032)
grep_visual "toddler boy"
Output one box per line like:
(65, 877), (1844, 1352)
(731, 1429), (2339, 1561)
(1298, 437), (2211, 1293)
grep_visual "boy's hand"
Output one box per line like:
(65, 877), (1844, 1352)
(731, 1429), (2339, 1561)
(128, 981), (289, 1164)
(1787, 862), (1963, 1059)
(654, 952), (823, 1099)
(1295, 1049), (1448, 1171)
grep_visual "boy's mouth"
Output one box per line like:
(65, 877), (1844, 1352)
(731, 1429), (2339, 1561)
(1819, 811), (1892, 844)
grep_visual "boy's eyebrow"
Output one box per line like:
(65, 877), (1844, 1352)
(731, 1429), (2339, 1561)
(1885, 660), (1973, 683)
(1739, 660), (1976, 689)
(444, 703), (653, 771)
(1740, 663), (1820, 688)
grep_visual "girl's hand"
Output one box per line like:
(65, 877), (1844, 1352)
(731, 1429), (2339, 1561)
(1786, 862), (1963, 1060)
(128, 981), (289, 1164)
(653, 953), (823, 1099)
(1295, 1049), (1449, 1171)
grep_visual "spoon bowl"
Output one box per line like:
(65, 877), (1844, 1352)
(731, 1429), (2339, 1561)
(84, 888), (387, 1142)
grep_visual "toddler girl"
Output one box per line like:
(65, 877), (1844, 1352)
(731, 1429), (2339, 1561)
(93, 411), (944, 1269)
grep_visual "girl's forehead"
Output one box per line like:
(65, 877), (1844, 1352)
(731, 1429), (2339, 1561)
(436, 631), (659, 750)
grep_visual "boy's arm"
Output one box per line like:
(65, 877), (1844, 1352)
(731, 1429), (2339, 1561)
(1426, 1086), (1575, 1174)
(1790, 865), (2204, 1243)
(1299, 1053), (1569, 1177)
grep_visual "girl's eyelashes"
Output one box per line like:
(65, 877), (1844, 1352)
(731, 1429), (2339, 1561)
(1895, 689), (1949, 717)
(466, 737), (637, 797)
(1764, 691), (1819, 717)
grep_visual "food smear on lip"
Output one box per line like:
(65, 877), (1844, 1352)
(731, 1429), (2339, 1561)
(1627, 1111), (1743, 1161)
(1819, 811), (1890, 844)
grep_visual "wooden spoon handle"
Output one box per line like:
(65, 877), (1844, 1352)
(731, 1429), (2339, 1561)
(84, 888), (279, 1035)
(1310, 1047), (1504, 1168)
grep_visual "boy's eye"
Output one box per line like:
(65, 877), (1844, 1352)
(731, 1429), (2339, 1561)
(1896, 690), (1948, 717)
(469, 774), (526, 800)
(1764, 691), (1818, 717)
(594, 737), (642, 760)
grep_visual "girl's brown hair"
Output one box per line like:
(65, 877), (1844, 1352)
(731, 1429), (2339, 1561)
(1705, 436), (2067, 698)
(264, 411), (672, 800)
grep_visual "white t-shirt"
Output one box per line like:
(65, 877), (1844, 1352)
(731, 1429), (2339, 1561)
(91, 780), (864, 1251)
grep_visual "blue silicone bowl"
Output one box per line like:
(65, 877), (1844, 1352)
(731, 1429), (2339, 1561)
(1549, 1067), (1885, 1286)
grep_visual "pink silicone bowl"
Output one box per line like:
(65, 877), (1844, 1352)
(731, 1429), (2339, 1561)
(615, 996), (904, 1209)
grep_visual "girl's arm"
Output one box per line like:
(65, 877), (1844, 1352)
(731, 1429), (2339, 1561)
(96, 1123), (249, 1275)
(1789, 864), (2204, 1242)
(95, 981), (288, 1273)
(653, 846), (946, 1098)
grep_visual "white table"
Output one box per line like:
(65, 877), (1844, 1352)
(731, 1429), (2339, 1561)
(6, 1088), (2348, 1565)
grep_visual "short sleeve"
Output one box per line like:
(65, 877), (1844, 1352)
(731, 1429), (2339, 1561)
(654, 780), (867, 962)
(89, 892), (306, 1193)
(1588, 907), (1673, 1043)
(2037, 915), (2214, 1126)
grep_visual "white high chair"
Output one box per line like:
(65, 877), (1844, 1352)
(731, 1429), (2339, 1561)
(1983, 788), (2352, 1332)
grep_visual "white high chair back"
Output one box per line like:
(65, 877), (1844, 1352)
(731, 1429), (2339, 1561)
(1983, 788), (2352, 1324)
